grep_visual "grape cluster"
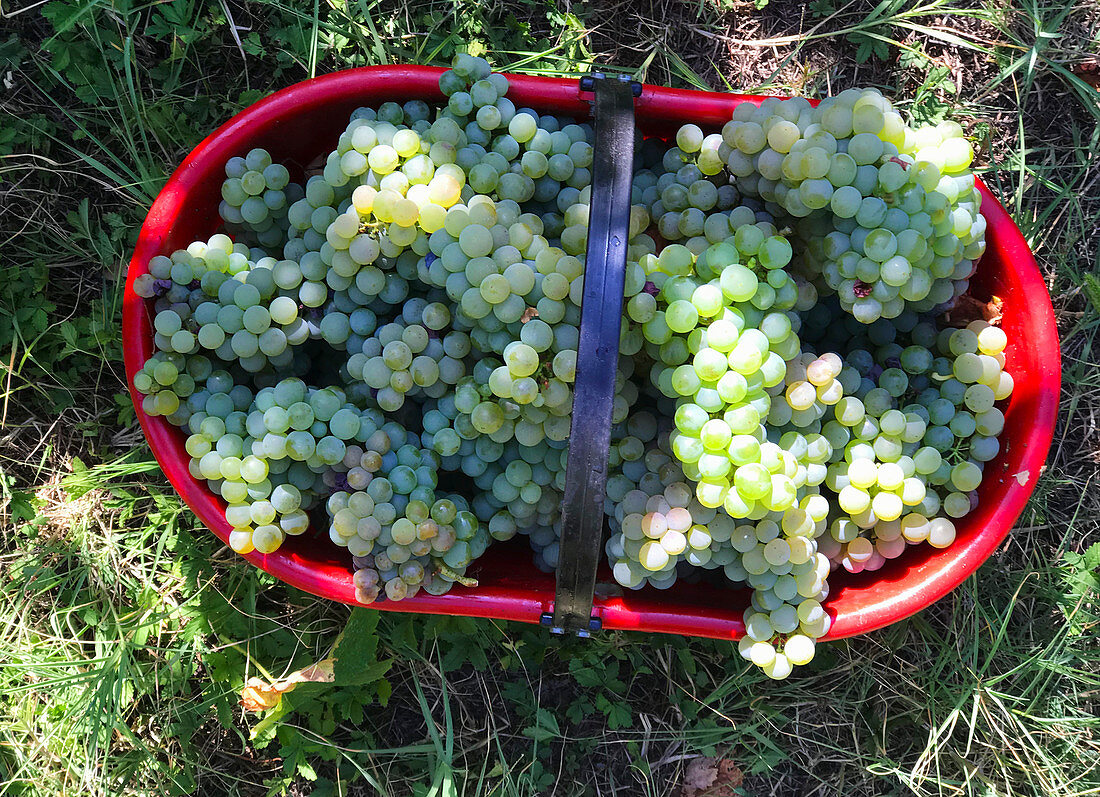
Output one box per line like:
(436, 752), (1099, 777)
(351, 314), (467, 411)
(716, 91), (984, 322)
(591, 96), (1007, 673)
(605, 433), (722, 590)
(797, 307), (1010, 575)
(133, 54), (1013, 675)
(134, 54), (616, 599)
(217, 150), (302, 250)
(329, 444), (485, 603)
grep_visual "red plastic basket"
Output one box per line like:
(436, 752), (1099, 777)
(123, 66), (1060, 640)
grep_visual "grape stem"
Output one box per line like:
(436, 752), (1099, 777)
(438, 565), (477, 587)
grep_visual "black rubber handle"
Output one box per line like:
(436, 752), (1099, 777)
(545, 75), (637, 637)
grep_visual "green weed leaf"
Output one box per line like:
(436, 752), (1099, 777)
(1082, 273), (1100, 316)
(6, 489), (40, 526)
(522, 708), (561, 742)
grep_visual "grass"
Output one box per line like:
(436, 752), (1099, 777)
(1, 0), (1099, 794)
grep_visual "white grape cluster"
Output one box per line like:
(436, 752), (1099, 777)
(133, 54), (1013, 677)
(605, 432), (723, 590)
(218, 150), (301, 250)
(716, 91), (984, 322)
(602, 430), (836, 677)
(797, 312), (1012, 578)
(592, 97), (1005, 675)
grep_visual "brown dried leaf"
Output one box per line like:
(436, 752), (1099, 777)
(239, 658), (336, 712)
(1072, 59), (1100, 89)
(681, 758), (718, 794)
(521, 306), (539, 323)
(679, 757), (744, 797)
(716, 760), (744, 789)
(943, 293), (1004, 327)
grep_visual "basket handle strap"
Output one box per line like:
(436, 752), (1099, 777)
(544, 74), (638, 637)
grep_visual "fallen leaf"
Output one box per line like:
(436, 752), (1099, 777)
(944, 294), (1004, 327)
(1015, 470), (1030, 486)
(1072, 59), (1100, 89)
(240, 658), (336, 712)
(679, 757), (744, 797)
(681, 758), (717, 793)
